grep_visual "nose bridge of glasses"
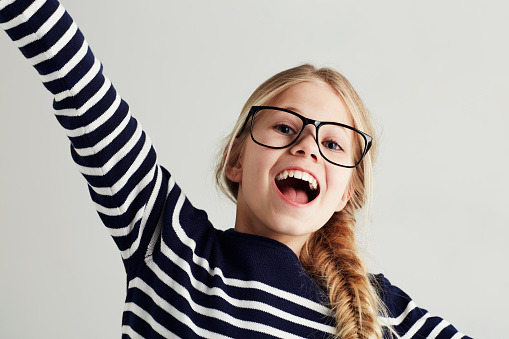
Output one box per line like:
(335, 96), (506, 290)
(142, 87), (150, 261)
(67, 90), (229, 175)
(301, 119), (321, 141)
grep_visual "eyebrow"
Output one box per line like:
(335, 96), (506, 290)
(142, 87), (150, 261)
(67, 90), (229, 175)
(281, 106), (302, 114)
(280, 106), (343, 125)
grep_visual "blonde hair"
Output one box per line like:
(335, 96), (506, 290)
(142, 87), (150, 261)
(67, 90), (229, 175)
(215, 64), (385, 338)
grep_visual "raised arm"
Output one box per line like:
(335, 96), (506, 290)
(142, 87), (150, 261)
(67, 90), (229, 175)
(0, 0), (169, 272)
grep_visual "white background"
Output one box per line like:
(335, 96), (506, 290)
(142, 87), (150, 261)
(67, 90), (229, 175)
(1, 0), (508, 338)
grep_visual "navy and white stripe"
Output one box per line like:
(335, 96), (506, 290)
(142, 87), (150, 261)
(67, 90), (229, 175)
(0, 1), (472, 337)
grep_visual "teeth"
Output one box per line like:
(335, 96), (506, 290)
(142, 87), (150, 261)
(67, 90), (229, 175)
(276, 169), (318, 191)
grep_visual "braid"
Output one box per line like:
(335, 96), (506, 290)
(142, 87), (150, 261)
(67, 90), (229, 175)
(300, 209), (382, 339)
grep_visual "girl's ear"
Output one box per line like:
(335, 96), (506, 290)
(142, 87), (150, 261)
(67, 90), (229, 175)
(226, 159), (243, 183)
(335, 182), (354, 212)
(225, 140), (243, 183)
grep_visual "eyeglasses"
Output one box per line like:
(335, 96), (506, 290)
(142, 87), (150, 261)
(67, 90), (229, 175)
(239, 106), (372, 168)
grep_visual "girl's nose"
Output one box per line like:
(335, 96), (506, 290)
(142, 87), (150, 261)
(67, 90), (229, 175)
(289, 125), (320, 162)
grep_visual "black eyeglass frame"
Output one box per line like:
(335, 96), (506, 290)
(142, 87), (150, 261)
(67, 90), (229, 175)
(238, 106), (373, 168)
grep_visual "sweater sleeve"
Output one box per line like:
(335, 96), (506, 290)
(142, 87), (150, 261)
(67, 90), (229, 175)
(373, 274), (472, 338)
(0, 0), (169, 274)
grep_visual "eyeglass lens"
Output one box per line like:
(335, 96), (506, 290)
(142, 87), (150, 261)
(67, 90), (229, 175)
(251, 108), (366, 167)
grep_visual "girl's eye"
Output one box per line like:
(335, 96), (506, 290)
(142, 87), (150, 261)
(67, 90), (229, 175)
(322, 140), (343, 151)
(275, 124), (296, 135)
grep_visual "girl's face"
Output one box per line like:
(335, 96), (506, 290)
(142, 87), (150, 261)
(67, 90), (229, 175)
(227, 81), (354, 255)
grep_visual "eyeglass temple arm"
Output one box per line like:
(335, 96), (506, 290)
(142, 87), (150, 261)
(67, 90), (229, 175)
(236, 108), (255, 138)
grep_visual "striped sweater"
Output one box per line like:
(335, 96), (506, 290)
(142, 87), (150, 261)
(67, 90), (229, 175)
(0, 0), (472, 338)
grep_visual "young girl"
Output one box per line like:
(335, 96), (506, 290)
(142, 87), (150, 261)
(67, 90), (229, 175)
(0, 0), (472, 338)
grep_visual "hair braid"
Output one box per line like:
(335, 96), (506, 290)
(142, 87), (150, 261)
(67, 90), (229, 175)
(300, 209), (382, 339)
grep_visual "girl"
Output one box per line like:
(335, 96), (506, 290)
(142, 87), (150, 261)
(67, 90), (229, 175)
(0, 0), (472, 338)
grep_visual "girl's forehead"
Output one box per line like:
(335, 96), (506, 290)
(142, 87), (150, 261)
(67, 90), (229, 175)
(268, 82), (353, 125)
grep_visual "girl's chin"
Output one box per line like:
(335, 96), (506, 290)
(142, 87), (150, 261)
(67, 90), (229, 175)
(262, 218), (320, 240)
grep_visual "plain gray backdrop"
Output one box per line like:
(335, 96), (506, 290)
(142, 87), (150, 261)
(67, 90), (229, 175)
(1, 0), (508, 338)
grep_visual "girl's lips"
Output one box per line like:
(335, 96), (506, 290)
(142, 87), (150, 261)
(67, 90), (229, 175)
(274, 167), (321, 205)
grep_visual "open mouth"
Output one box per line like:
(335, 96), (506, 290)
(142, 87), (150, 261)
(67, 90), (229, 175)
(275, 169), (320, 204)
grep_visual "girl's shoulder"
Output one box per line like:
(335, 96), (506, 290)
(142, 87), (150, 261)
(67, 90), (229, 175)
(370, 273), (414, 316)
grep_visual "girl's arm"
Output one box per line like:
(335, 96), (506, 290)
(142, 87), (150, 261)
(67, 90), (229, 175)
(0, 0), (169, 273)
